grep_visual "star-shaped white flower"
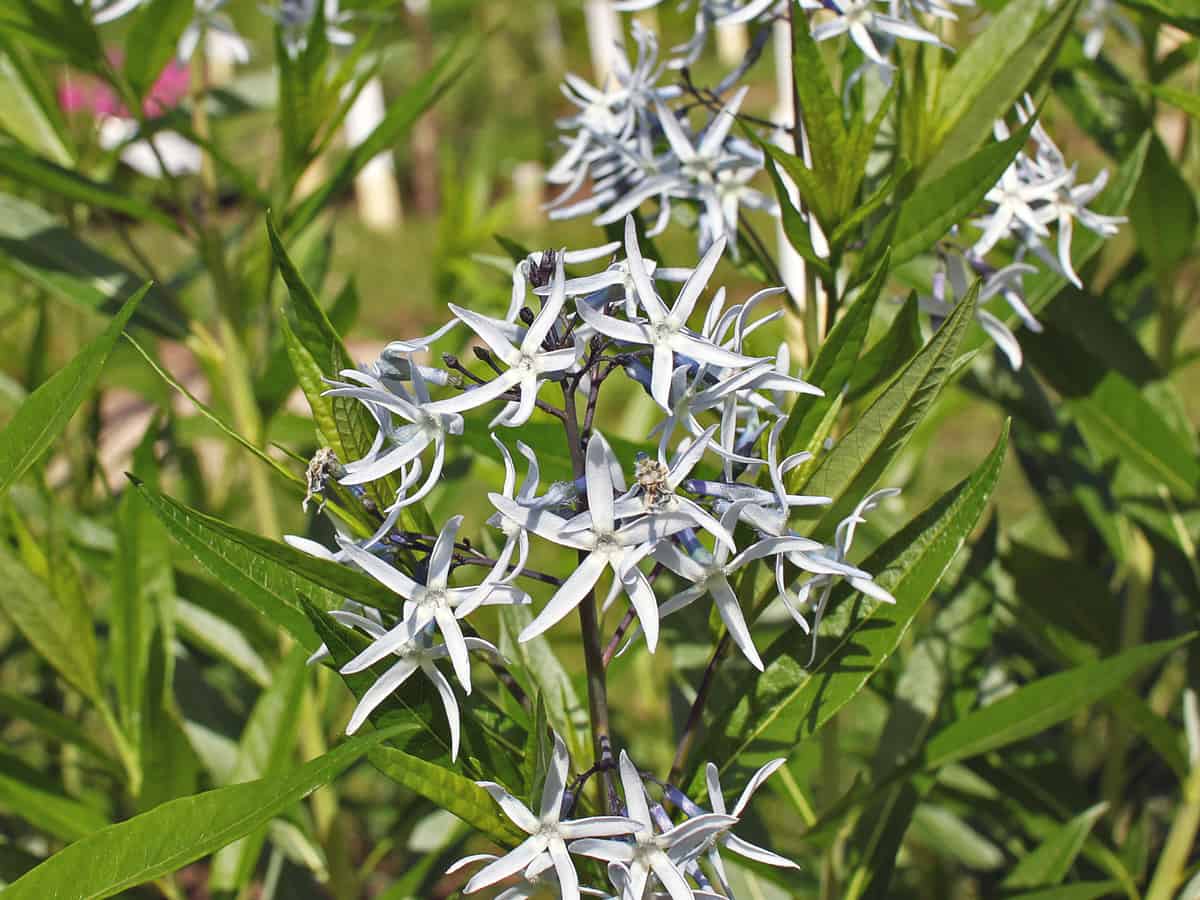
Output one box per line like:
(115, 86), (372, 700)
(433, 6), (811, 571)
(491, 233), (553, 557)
(336, 516), (527, 692)
(576, 217), (761, 410)
(426, 258), (577, 426)
(459, 733), (638, 898)
(324, 362), (462, 494)
(491, 434), (691, 651)
(701, 760), (799, 890)
(569, 751), (737, 900)
(336, 613), (497, 761)
(650, 502), (825, 671)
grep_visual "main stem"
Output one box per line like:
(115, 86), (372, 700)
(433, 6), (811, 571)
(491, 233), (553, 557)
(562, 384), (615, 808)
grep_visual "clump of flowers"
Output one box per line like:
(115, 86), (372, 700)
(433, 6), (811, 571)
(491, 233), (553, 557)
(926, 97), (1127, 368)
(295, 215), (896, 895)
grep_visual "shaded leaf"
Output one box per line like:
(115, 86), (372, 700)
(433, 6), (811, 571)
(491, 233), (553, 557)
(922, 633), (1195, 769)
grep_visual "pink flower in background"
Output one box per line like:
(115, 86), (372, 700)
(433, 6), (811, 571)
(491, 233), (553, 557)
(143, 59), (190, 117)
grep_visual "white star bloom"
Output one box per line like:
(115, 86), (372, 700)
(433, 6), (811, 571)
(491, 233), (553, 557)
(971, 162), (1066, 257)
(98, 119), (203, 178)
(702, 760), (799, 890)
(576, 218), (761, 410)
(782, 489), (898, 658)
(554, 257), (692, 321)
(491, 434), (691, 651)
(812, 0), (946, 66)
(336, 614), (498, 760)
(324, 362), (462, 496)
(1034, 168), (1126, 289)
(569, 751), (738, 900)
(448, 854), (612, 899)
(426, 258), (577, 426)
(648, 502), (824, 671)
(459, 733), (639, 899)
(335, 516), (527, 693)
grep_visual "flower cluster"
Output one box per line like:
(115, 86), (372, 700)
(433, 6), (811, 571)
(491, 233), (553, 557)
(293, 217), (895, 814)
(448, 732), (796, 898)
(547, 26), (774, 253)
(927, 97), (1126, 368)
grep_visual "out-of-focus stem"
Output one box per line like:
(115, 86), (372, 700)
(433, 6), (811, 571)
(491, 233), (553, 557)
(1145, 763), (1200, 900)
(215, 317), (280, 539)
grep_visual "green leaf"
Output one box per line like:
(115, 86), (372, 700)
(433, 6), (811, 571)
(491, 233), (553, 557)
(1, 728), (403, 900)
(497, 604), (590, 764)
(1127, 134), (1198, 275)
(0, 284), (146, 498)
(0, 541), (101, 701)
(0, 193), (184, 336)
(0, 48), (72, 165)
(131, 480), (396, 649)
(209, 648), (309, 892)
(1119, 0), (1200, 32)
(789, 10), (845, 191)
(0, 751), (108, 841)
(890, 119), (1035, 265)
(922, 633), (1196, 769)
(1146, 83), (1200, 120)
(1069, 371), (1199, 501)
(0, 145), (179, 231)
(1003, 802), (1109, 889)
(125, 334), (306, 492)
(368, 746), (526, 847)
(0, 692), (117, 771)
(799, 283), (978, 541)
(1003, 882), (1122, 900)
(694, 422), (1008, 786)
(285, 39), (470, 237)
(761, 152), (833, 278)
(924, 0), (1079, 179)
(780, 250), (890, 462)
(123, 0), (191, 101)
(760, 140), (837, 245)
(847, 291), (922, 403)
(0, 0), (103, 70)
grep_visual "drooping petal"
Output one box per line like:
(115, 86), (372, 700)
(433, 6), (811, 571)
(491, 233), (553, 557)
(463, 834), (547, 892)
(344, 656), (419, 734)
(519, 553), (607, 642)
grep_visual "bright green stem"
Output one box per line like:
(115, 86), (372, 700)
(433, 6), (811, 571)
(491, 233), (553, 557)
(1145, 763), (1200, 900)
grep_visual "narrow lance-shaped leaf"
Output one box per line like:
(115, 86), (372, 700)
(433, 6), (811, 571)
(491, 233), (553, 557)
(209, 648), (310, 892)
(922, 632), (1196, 770)
(0, 193), (186, 336)
(123, 0), (192, 101)
(0, 145), (180, 232)
(0, 751), (108, 842)
(799, 282), (978, 542)
(369, 746), (526, 847)
(1069, 371), (1199, 502)
(693, 422), (1009, 789)
(1003, 802), (1109, 890)
(0, 728), (407, 900)
(131, 480), (398, 649)
(0, 284), (147, 499)
(0, 541), (101, 702)
(886, 117), (1036, 266)
(780, 250), (890, 463)
(923, 0), (1080, 179)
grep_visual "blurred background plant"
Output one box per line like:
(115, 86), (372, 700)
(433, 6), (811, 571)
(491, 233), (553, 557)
(0, 0), (1196, 897)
